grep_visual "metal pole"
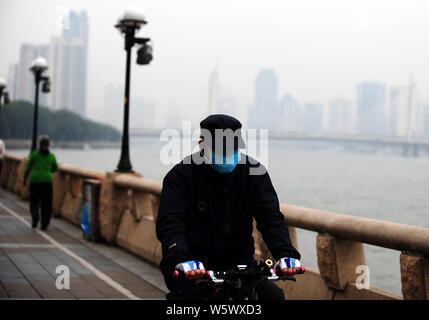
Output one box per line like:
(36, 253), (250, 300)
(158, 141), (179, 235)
(31, 72), (40, 153)
(116, 29), (134, 172)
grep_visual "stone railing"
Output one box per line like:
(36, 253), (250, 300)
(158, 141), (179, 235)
(279, 205), (429, 300)
(1, 153), (428, 300)
(52, 163), (105, 225)
(1, 154), (105, 225)
(0, 153), (22, 193)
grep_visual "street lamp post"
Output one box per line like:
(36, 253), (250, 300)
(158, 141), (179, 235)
(114, 8), (153, 173)
(0, 77), (10, 112)
(29, 57), (51, 153)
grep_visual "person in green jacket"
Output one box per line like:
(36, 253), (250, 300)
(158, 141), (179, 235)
(24, 136), (59, 230)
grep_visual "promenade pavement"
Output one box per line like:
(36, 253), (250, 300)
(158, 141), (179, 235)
(0, 188), (168, 299)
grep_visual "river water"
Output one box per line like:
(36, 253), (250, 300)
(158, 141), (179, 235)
(12, 137), (429, 296)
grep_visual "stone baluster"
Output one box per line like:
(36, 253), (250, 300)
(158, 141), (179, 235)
(316, 234), (366, 291)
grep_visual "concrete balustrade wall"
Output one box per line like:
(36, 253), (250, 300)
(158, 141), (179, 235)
(53, 164), (106, 226)
(99, 172), (142, 243)
(2, 153), (429, 300)
(1, 153), (22, 193)
(113, 175), (162, 266)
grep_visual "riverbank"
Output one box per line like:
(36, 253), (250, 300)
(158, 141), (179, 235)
(3, 139), (121, 150)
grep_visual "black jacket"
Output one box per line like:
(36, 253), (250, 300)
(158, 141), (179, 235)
(155, 152), (301, 294)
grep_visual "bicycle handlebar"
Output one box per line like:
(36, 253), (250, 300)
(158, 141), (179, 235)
(173, 260), (305, 284)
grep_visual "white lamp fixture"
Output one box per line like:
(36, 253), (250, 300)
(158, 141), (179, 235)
(115, 7), (147, 32)
(30, 57), (48, 73)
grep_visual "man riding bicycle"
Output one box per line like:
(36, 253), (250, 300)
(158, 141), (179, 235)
(156, 114), (302, 300)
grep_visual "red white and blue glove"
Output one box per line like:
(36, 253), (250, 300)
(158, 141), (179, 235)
(175, 260), (206, 280)
(275, 257), (305, 276)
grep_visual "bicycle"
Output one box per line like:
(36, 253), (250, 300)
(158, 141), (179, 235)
(169, 259), (305, 300)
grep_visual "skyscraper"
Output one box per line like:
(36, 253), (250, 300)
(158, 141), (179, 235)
(48, 36), (87, 116)
(63, 10), (89, 44)
(302, 103), (324, 134)
(7, 64), (19, 101)
(389, 86), (410, 137)
(207, 67), (238, 118)
(279, 94), (301, 132)
(248, 69), (279, 130)
(328, 98), (353, 134)
(423, 104), (429, 139)
(17, 43), (49, 105)
(48, 10), (88, 117)
(356, 82), (387, 136)
(414, 99), (426, 138)
(208, 68), (219, 115)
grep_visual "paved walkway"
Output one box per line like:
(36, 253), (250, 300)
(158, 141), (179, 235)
(0, 188), (167, 299)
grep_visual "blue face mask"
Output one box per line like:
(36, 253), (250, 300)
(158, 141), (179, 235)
(211, 150), (241, 174)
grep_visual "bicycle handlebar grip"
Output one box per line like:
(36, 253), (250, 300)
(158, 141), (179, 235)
(274, 265), (305, 276)
(174, 269), (211, 280)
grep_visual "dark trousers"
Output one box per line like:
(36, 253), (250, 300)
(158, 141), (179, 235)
(166, 280), (285, 300)
(29, 182), (53, 229)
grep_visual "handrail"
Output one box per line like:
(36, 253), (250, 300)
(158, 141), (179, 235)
(3, 154), (105, 180)
(280, 204), (429, 257)
(4, 153), (23, 162)
(112, 174), (429, 257)
(114, 174), (162, 195)
(58, 163), (106, 180)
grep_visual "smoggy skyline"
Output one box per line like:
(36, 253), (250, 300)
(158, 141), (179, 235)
(1, 0), (429, 127)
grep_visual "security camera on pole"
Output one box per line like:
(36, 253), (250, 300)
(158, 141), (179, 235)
(29, 57), (51, 153)
(114, 7), (153, 173)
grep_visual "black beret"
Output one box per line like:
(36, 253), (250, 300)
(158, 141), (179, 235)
(200, 114), (245, 149)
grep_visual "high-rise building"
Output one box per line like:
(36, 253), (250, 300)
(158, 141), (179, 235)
(328, 98), (353, 134)
(388, 77), (423, 138)
(7, 64), (19, 101)
(414, 99), (426, 138)
(248, 69), (279, 130)
(356, 82), (387, 136)
(207, 67), (237, 118)
(423, 104), (429, 139)
(48, 36), (87, 116)
(63, 10), (89, 44)
(17, 43), (49, 106)
(389, 86), (410, 137)
(302, 103), (324, 134)
(48, 10), (88, 117)
(208, 68), (220, 115)
(279, 94), (301, 132)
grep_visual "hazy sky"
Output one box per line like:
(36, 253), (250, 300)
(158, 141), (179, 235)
(1, 0), (429, 127)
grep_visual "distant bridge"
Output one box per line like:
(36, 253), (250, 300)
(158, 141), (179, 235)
(130, 128), (429, 157)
